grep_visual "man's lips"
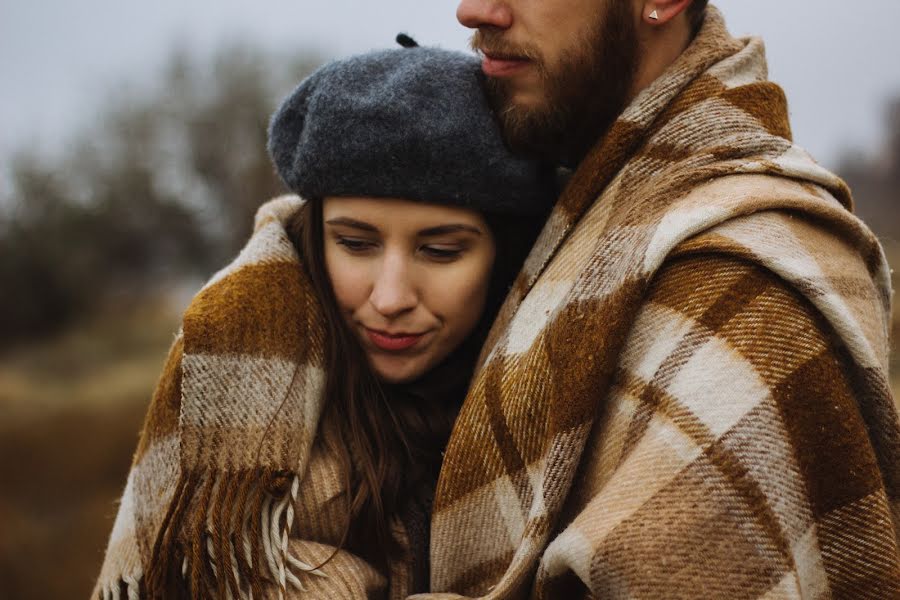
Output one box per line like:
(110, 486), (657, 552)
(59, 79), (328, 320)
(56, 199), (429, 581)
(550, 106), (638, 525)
(480, 52), (531, 77)
(365, 328), (426, 352)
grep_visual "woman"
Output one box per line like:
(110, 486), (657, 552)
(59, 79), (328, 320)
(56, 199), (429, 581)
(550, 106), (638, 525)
(92, 38), (554, 599)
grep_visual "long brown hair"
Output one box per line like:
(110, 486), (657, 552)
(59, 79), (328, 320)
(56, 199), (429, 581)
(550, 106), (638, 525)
(286, 198), (543, 570)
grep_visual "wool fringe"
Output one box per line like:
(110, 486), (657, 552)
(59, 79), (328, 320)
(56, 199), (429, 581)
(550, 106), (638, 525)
(97, 576), (142, 600)
(145, 468), (328, 599)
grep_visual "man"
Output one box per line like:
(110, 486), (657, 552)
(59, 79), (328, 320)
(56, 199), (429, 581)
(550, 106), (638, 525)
(422, 1), (900, 598)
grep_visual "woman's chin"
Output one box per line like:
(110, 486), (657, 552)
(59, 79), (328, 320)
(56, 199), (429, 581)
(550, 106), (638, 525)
(369, 354), (429, 385)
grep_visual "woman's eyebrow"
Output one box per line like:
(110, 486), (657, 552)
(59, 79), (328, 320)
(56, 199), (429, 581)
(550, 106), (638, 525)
(418, 224), (483, 237)
(324, 217), (379, 232)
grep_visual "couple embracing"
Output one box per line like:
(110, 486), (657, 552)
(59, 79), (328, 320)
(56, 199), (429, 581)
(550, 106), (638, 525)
(95, 1), (900, 598)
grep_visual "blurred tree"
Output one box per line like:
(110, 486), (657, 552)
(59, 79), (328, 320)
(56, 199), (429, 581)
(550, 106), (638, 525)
(0, 43), (321, 349)
(839, 97), (900, 243)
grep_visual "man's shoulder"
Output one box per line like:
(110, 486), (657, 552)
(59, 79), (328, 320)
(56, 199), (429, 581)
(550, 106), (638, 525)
(643, 171), (885, 346)
(645, 251), (829, 339)
(671, 172), (847, 217)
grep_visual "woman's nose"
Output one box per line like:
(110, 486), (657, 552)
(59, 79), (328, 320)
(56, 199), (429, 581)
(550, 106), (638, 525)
(456, 0), (513, 30)
(368, 255), (418, 318)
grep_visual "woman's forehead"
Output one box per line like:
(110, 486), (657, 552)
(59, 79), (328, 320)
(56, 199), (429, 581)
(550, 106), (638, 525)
(322, 196), (487, 233)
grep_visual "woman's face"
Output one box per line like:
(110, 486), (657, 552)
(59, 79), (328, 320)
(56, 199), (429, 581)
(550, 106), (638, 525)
(323, 196), (496, 384)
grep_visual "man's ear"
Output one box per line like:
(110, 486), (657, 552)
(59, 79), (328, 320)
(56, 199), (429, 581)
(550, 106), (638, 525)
(641, 0), (693, 25)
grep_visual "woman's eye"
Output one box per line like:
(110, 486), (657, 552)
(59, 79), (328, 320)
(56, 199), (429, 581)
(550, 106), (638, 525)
(420, 245), (463, 261)
(336, 237), (377, 253)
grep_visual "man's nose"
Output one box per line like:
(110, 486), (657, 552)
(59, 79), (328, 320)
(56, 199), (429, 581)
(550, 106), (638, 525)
(456, 0), (513, 30)
(368, 254), (418, 318)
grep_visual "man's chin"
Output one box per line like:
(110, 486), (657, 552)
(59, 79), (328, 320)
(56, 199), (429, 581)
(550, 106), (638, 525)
(487, 85), (545, 130)
(484, 76), (567, 159)
(492, 101), (562, 158)
(503, 88), (547, 113)
(486, 72), (542, 106)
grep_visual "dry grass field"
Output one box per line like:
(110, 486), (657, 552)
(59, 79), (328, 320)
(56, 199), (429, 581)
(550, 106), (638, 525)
(1, 251), (898, 599)
(0, 299), (181, 599)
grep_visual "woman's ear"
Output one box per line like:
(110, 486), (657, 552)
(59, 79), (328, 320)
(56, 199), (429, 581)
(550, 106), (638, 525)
(641, 0), (693, 25)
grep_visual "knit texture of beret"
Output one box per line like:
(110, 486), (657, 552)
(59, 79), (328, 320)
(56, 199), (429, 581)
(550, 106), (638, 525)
(267, 45), (555, 216)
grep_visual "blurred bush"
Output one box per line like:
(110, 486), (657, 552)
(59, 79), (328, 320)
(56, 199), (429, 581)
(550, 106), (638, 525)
(840, 97), (900, 244)
(0, 43), (321, 348)
(0, 42), (322, 599)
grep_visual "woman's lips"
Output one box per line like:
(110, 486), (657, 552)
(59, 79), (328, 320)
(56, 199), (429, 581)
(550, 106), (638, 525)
(365, 328), (425, 352)
(481, 54), (530, 77)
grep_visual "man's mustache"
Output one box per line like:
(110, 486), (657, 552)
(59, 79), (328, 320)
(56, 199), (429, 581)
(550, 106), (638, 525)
(469, 30), (542, 64)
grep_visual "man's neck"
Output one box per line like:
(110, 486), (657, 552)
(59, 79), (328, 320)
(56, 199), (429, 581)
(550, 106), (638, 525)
(630, 15), (695, 102)
(556, 17), (695, 169)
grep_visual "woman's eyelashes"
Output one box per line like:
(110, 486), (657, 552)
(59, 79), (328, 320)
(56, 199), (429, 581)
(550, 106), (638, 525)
(332, 234), (466, 262)
(419, 245), (464, 261)
(335, 236), (377, 254)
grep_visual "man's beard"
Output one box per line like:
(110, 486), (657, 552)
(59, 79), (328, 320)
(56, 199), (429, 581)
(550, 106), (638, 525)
(473, 1), (638, 164)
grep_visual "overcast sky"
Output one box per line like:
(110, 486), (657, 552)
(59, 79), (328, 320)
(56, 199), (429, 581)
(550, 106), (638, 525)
(2, 1), (899, 181)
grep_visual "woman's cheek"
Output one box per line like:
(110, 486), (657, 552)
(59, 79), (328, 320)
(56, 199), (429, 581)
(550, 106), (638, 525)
(327, 254), (371, 312)
(432, 259), (492, 329)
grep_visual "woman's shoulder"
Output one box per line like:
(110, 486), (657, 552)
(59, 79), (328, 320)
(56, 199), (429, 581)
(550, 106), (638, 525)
(180, 194), (324, 361)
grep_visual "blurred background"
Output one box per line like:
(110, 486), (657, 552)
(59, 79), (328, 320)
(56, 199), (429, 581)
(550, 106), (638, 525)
(1, 1), (898, 597)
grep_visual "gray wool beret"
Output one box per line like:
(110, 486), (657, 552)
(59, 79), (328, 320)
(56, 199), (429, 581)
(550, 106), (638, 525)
(267, 43), (555, 216)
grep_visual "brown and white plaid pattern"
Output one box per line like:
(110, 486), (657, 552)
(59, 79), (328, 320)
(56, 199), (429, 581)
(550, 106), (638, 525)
(93, 6), (899, 599)
(421, 7), (898, 599)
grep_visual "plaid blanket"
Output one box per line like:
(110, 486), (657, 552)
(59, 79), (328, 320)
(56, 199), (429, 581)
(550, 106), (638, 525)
(93, 7), (899, 599)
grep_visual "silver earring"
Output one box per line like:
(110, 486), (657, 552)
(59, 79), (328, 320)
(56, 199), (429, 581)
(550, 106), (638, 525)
(649, 9), (659, 20)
